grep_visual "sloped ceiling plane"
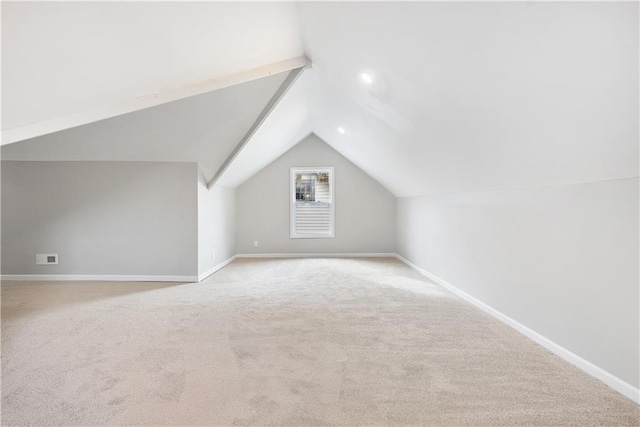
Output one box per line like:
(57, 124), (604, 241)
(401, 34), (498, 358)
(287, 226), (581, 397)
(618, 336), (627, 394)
(2, 2), (637, 197)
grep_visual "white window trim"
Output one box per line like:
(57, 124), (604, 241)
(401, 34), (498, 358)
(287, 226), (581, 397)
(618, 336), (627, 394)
(290, 167), (335, 239)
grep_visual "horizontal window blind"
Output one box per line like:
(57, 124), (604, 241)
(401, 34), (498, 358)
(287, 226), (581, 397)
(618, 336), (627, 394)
(294, 202), (331, 236)
(291, 167), (334, 238)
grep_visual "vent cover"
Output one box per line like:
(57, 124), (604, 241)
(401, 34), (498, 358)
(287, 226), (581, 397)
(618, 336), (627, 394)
(36, 254), (58, 265)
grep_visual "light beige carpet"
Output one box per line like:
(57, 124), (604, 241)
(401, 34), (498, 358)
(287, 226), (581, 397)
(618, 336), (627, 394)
(1, 258), (638, 426)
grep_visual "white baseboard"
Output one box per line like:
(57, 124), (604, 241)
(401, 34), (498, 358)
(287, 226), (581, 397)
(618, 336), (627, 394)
(395, 254), (640, 404)
(236, 252), (396, 259)
(0, 274), (199, 282)
(198, 255), (237, 282)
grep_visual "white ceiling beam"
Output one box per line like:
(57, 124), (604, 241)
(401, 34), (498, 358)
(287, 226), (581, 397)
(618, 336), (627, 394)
(207, 65), (307, 190)
(1, 56), (310, 146)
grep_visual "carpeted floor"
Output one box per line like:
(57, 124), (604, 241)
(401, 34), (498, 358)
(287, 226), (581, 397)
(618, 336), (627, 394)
(1, 258), (638, 426)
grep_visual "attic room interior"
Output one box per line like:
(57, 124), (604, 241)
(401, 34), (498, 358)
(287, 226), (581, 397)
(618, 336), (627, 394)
(1, 1), (638, 425)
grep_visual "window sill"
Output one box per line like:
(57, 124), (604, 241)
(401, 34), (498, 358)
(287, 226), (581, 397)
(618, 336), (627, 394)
(290, 234), (335, 239)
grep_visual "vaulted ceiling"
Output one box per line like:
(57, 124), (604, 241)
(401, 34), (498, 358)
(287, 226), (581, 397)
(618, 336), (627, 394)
(2, 1), (303, 131)
(2, 2), (638, 197)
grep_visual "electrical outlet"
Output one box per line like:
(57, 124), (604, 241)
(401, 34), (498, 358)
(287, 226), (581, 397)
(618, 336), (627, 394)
(36, 253), (58, 265)
(211, 250), (215, 261)
(253, 240), (259, 248)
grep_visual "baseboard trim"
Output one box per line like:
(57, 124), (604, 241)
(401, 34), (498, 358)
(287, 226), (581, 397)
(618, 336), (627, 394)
(395, 254), (640, 404)
(236, 252), (396, 259)
(198, 255), (237, 282)
(0, 274), (199, 283)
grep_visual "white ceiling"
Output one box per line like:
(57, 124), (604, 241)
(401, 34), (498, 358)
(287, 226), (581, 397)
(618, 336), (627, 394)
(300, 2), (638, 197)
(2, 2), (638, 197)
(1, 71), (289, 181)
(2, 1), (303, 130)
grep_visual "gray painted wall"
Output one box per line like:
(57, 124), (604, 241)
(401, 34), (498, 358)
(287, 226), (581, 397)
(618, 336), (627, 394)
(397, 178), (639, 388)
(236, 134), (396, 254)
(1, 161), (198, 277)
(197, 171), (236, 276)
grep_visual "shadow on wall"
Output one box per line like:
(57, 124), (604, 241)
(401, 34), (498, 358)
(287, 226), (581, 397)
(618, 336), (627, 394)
(1, 161), (199, 276)
(2, 161), (179, 249)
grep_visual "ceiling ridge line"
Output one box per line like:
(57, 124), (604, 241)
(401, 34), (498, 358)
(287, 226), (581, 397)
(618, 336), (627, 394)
(206, 63), (309, 190)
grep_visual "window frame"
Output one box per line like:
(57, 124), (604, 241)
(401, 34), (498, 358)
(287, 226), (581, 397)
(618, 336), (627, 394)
(290, 167), (335, 239)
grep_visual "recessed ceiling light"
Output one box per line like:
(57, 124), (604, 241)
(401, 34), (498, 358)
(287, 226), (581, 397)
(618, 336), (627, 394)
(337, 127), (346, 135)
(360, 72), (373, 84)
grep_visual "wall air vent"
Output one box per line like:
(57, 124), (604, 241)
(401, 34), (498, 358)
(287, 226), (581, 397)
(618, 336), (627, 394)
(35, 254), (58, 265)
